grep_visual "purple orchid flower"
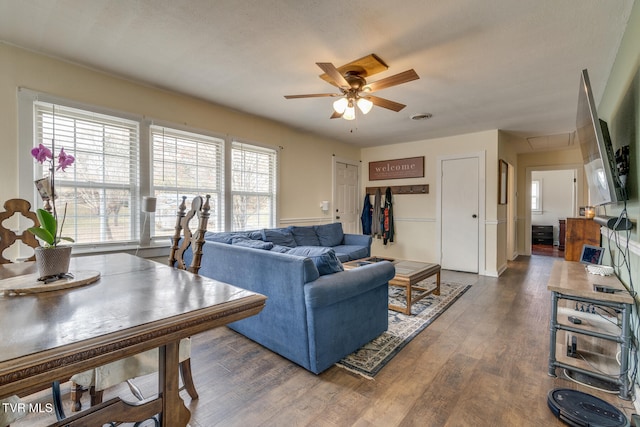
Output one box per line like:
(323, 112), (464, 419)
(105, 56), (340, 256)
(31, 143), (53, 163)
(56, 148), (75, 171)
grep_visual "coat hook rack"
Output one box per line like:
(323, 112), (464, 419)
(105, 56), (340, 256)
(365, 184), (429, 195)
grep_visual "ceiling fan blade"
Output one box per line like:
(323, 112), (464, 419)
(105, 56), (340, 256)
(284, 93), (339, 99)
(364, 69), (419, 93)
(367, 95), (406, 112)
(330, 111), (343, 119)
(316, 62), (351, 89)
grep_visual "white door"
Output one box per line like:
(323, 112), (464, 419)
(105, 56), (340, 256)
(441, 157), (479, 272)
(334, 161), (359, 233)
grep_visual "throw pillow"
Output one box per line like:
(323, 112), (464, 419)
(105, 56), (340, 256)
(287, 246), (344, 276)
(289, 226), (321, 246)
(231, 236), (274, 250)
(261, 228), (297, 247)
(314, 223), (344, 247)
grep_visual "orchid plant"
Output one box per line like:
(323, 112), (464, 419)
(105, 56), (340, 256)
(28, 143), (76, 247)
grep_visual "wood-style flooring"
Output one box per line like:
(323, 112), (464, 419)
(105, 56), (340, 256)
(12, 255), (636, 426)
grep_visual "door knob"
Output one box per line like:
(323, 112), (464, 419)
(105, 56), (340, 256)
(336, 216), (341, 219)
(472, 214), (477, 218)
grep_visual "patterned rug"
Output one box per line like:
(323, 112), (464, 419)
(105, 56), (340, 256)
(335, 280), (471, 379)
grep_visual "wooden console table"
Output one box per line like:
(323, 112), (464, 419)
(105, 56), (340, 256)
(547, 260), (633, 399)
(0, 253), (266, 426)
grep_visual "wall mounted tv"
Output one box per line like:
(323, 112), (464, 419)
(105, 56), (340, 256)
(576, 68), (625, 206)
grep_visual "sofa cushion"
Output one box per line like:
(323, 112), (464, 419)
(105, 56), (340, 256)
(231, 236), (274, 250)
(332, 245), (370, 261)
(287, 246), (344, 276)
(314, 223), (344, 247)
(262, 228), (297, 247)
(289, 226), (321, 246)
(269, 245), (291, 253)
(204, 231), (249, 244)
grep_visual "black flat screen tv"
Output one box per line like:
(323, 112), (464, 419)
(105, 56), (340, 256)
(576, 69), (624, 206)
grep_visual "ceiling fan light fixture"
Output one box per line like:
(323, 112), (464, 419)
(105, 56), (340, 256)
(357, 97), (373, 114)
(343, 103), (356, 120)
(333, 97), (348, 114)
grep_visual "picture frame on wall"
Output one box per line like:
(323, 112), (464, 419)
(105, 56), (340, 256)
(498, 159), (508, 205)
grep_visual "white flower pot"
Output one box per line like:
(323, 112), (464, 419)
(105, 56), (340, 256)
(34, 246), (72, 280)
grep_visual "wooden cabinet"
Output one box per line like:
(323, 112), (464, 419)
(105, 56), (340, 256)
(564, 218), (601, 261)
(558, 219), (566, 251)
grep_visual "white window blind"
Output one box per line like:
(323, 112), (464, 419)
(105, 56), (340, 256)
(231, 141), (277, 231)
(151, 126), (224, 236)
(34, 102), (140, 245)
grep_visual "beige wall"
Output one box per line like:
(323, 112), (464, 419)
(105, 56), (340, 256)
(361, 130), (501, 276)
(0, 42), (359, 224)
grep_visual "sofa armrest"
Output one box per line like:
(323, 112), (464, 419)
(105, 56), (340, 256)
(304, 261), (395, 309)
(342, 233), (372, 247)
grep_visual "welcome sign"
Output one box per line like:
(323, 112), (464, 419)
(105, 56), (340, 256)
(369, 156), (424, 180)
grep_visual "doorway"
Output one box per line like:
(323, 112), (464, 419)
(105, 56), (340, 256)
(525, 166), (582, 257)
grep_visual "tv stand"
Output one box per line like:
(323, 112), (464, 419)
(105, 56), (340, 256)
(547, 260), (633, 400)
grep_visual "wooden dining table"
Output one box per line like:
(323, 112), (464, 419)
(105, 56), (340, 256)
(0, 253), (266, 426)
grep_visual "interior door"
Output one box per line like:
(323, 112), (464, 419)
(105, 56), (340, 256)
(441, 156), (479, 272)
(334, 161), (359, 233)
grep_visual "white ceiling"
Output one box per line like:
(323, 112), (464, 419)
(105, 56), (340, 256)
(0, 0), (635, 149)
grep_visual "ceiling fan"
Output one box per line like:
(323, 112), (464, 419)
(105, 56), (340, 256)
(284, 54), (419, 120)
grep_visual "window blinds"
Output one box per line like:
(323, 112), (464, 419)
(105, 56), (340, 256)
(151, 126), (224, 235)
(34, 102), (140, 245)
(231, 141), (278, 230)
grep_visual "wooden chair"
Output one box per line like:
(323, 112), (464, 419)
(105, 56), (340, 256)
(0, 199), (67, 424)
(0, 198), (41, 264)
(69, 195), (210, 412)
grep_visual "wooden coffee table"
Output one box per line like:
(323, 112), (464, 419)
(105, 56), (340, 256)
(344, 257), (440, 315)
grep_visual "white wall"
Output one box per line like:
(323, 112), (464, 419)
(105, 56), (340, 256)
(361, 130), (500, 276)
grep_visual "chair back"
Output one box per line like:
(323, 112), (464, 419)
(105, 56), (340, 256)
(168, 195), (210, 274)
(0, 199), (41, 264)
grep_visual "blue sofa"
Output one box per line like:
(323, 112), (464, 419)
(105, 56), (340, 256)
(185, 223), (395, 374)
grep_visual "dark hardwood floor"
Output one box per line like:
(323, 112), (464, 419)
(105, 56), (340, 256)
(531, 243), (564, 258)
(13, 255), (635, 426)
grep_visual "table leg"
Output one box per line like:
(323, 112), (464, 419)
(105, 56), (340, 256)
(159, 341), (191, 427)
(434, 270), (441, 296)
(404, 283), (412, 315)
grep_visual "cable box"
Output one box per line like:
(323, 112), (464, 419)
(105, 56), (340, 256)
(547, 388), (628, 427)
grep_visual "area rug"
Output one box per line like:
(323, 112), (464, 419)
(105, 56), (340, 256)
(335, 280), (471, 379)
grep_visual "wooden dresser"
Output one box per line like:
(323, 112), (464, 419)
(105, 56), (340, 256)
(564, 218), (601, 261)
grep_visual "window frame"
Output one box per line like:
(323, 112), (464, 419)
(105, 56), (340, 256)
(150, 124), (225, 239)
(18, 89), (147, 253)
(18, 89), (280, 254)
(228, 139), (279, 231)
(531, 179), (542, 213)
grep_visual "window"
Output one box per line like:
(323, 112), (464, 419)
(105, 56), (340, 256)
(231, 141), (278, 230)
(20, 90), (278, 251)
(531, 179), (542, 213)
(151, 126), (224, 236)
(33, 102), (140, 245)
